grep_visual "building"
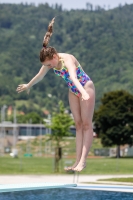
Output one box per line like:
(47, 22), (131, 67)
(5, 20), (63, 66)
(0, 121), (76, 150)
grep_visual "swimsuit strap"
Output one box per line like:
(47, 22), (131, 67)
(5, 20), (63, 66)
(59, 58), (80, 70)
(58, 58), (66, 70)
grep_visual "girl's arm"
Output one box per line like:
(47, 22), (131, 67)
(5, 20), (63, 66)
(65, 59), (90, 100)
(16, 65), (49, 93)
(27, 65), (49, 88)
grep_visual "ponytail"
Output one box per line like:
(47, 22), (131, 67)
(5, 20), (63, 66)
(43, 17), (55, 48)
(40, 17), (57, 62)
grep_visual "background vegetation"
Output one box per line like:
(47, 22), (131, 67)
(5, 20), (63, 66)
(94, 90), (133, 157)
(0, 134), (133, 175)
(1, 3), (133, 115)
(0, 156), (133, 175)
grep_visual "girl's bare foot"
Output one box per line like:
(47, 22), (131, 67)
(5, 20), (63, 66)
(64, 161), (79, 171)
(73, 162), (86, 172)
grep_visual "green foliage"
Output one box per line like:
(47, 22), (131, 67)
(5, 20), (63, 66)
(94, 90), (133, 148)
(0, 157), (133, 175)
(1, 3), (133, 112)
(45, 100), (74, 172)
(9, 112), (43, 123)
(48, 101), (74, 147)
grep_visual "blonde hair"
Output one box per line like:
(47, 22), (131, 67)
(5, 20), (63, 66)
(40, 17), (57, 62)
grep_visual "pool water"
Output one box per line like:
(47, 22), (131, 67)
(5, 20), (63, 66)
(0, 188), (133, 200)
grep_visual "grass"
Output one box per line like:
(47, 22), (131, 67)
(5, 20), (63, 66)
(16, 137), (103, 158)
(81, 157), (133, 175)
(0, 156), (133, 175)
(0, 137), (133, 175)
(98, 178), (133, 183)
(0, 157), (54, 174)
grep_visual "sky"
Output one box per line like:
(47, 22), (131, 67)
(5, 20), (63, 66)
(0, 0), (133, 10)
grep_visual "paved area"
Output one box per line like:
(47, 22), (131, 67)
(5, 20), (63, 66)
(0, 174), (133, 185)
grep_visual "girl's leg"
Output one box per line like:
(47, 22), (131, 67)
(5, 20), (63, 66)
(66, 91), (83, 170)
(74, 81), (95, 171)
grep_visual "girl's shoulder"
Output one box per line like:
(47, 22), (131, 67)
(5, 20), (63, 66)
(59, 53), (81, 71)
(59, 53), (78, 65)
(59, 53), (74, 59)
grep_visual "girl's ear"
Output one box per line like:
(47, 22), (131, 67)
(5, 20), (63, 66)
(53, 54), (56, 59)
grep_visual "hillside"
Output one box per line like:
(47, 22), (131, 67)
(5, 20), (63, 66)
(0, 3), (133, 115)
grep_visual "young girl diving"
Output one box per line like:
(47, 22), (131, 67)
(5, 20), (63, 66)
(16, 17), (95, 172)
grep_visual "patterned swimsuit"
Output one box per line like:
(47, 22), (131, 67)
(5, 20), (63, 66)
(53, 59), (91, 97)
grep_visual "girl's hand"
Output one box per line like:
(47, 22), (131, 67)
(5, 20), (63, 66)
(81, 92), (90, 101)
(16, 84), (30, 94)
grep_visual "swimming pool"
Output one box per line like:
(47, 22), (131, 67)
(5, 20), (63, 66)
(0, 183), (133, 200)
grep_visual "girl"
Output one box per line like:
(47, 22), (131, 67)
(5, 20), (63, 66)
(16, 18), (95, 172)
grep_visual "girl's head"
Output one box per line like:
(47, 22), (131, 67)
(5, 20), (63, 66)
(40, 17), (57, 63)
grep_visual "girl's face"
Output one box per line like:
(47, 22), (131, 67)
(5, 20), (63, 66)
(42, 54), (59, 69)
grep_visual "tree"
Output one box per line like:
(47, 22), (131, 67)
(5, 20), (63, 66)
(94, 90), (133, 157)
(1, 3), (133, 113)
(86, 2), (93, 11)
(9, 112), (44, 123)
(47, 101), (74, 172)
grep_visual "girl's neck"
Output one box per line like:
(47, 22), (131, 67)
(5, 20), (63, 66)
(55, 57), (63, 70)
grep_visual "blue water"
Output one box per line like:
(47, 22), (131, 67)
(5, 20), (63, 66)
(0, 188), (133, 200)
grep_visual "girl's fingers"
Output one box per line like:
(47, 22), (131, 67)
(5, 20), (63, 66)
(82, 97), (89, 101)
(18, 85), (23, 87)
(16, 84), (28, 93)
(16, 87), (21, 91)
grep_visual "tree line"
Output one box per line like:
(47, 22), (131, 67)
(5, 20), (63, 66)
(0, 3), (133, 115)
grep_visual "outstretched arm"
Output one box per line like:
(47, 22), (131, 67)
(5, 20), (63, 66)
(65, 59), (90, 100)
(16, 65), (49, 93)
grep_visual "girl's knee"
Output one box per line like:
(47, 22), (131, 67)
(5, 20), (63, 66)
(75, 120), (82, 130)
(82, 121), (92, 131)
